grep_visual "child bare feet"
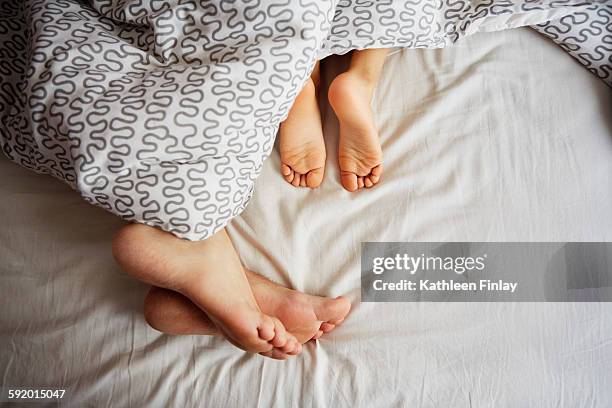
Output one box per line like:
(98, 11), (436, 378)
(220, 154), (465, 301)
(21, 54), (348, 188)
(278, 63), (326, 188)
(143, 271), (352, 358)
(328, 71), (383, 192)
(112, 224), (301, 358)
(328, 49), (388, 192)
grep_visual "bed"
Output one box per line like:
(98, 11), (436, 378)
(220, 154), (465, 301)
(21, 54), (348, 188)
(1, 27), (611, 407)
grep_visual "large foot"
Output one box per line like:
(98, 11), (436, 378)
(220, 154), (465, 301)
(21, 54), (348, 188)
(112, 224), (301, 358)
(278, 77), (326, 188)
(247, 271), (351, 343)
(328, 71), (383, 192)
(144, 271), (351, 348)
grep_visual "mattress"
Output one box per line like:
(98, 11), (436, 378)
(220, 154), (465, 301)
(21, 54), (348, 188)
(1, 27), (611, 407)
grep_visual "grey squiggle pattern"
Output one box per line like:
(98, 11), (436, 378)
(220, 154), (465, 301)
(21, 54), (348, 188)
(0, 0), (609, 240)
(533, 4), (612, 86)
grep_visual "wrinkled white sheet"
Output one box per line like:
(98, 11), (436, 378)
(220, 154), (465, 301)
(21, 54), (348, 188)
(1, 28), (611, 407)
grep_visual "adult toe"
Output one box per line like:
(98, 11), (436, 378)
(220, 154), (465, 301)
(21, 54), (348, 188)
(257, 315), (276, 342)
(320, 322), (335, 333)
(281, 336), (298, 354)
(269, 317), (289, 348)
(315, 296), (352, 324)
(311, 330), (323, 340)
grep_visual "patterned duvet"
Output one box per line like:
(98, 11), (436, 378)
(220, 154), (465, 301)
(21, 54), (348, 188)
(0, 0), (610, 240)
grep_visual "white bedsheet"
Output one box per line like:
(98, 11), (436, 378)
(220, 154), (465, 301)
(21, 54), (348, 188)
(1, 28), (611, 407)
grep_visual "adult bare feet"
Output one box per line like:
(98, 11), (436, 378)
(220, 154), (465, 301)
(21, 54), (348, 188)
(278, 64), (326, 188)
(246, 271), (350, 343)
(143, 271), (351, 354)
(328, 70), (383, 192)
(112, 224), (301, 358)
(143, 287), (301, 360)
